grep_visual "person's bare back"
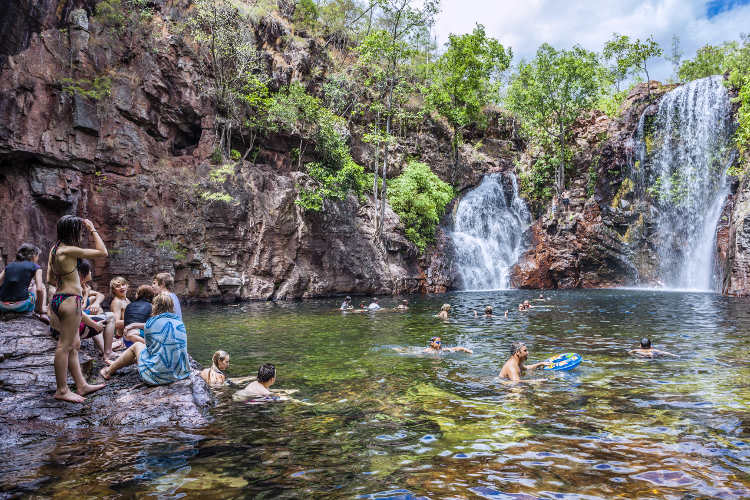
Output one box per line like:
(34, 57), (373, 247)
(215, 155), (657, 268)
(499, 342), (550, 382)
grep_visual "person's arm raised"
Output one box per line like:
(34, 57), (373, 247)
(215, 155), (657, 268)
(66, 219), (108, 259)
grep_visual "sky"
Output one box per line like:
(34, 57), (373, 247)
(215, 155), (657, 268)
(434, 0), (750, 81)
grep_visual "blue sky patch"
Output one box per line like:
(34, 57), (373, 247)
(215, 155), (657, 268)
(707, 0), (750, 18)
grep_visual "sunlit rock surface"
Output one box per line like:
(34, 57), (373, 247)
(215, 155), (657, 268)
(0, 317), (213, 447)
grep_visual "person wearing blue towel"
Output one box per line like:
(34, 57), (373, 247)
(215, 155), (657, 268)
(499, 342), (551, 382)
(99, 292), (190, 386)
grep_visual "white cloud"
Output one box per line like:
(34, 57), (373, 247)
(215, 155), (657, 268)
(434, 0), (750, 80)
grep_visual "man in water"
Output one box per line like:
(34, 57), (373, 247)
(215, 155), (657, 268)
(425, 336), (472, 354)
(628, 338), (677, 358)
(499, 342), (551, 382)
(394, 299), (409, 311)
(340, 296), (353, 310)
(367, 298), (381, 310)
(234, 363), (277, 400)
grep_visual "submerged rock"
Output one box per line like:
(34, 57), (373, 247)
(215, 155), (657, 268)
(0, 317), (213, 447)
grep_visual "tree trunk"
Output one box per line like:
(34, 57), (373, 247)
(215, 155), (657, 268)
(372, 112), (381, 229)
(379, 85), (392, 239)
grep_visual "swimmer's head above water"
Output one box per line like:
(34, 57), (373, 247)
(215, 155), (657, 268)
(429, 336), (442, 350)
(258, 363), (276, 386)
(510, 341), (528, 361)
(640, 338), (651, 349)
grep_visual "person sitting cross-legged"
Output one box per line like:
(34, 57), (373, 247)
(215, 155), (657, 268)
(100, 292), (190, 386)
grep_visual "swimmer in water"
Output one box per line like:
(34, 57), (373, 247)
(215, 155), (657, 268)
(234, 363), (276, 399)
(424, 336), (472, 354)
(394, 299), (409, 311)
(200, 350), (230, 386)
(628, 338), (678, 358)
(437, 303), (450, 320)
(474, 305), (493, 317)
(340, 296), (353, 311)
(499, 341), (552, 382)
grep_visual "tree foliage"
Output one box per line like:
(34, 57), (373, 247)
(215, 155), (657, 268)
(388, 161), (454, 251)
(186, 0), (268, 159)
(603, 33), (663, 87)
(266, 83), (370, 211)
(425, 24), (512, 178)
(506, 43), (600, 197)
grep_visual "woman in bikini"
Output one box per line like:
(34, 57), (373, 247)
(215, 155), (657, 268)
(47, 215), (108, 403)
(200, 350), (230, 386)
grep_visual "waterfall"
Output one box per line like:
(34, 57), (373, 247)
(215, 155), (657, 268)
(633, 75), (734, 290)
(450, 173), (531, 290)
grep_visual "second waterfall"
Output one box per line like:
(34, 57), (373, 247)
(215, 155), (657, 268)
(450, 173), (531, 290)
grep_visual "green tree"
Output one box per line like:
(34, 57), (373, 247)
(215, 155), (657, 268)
(356, 0), (439, 239)
(506, 43), (600, 197)
(678, 43), (728, 81)
(266, 83), (370, 211)
(425, 24), (512, 179)
(186, 0), (268, 159)
(603, 33), (662, 94)
(388, 161), (454, 251)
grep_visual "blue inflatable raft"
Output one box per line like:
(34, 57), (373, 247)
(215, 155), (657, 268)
(542, 352), (582, 372)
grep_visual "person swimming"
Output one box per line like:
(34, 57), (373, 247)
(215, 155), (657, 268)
(424, 336), (472, 354)
(499, 341), (551, 382)
(394, 299), (409, 311)
(233, 363), (278, 401)
(437, 303), (450, 320)
(200, 350), (230, 386)
(628, 338), (678, 358)
(340, 296), (353, 311)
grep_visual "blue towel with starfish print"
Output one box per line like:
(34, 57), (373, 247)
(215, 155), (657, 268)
(137, 312), (190, 386)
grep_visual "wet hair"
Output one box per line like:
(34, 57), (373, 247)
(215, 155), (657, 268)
(440, 303), (451, 312)
(16, 243), (41, 262)
(510, 341), (526, 357)
(640, 338), (651, 349)
(77, 259), (92, 278)
(257, 363), (276, 383)
(136, 284), (155, 301)
(151, 292), (175, 316)
(154, 272), (175, 291)
(110, 276), (128, 295)
(56, 215), (83, 246)
(485, 305), (493, 315)
(345, 296), (351, 301)
(212, 350), (229, 367)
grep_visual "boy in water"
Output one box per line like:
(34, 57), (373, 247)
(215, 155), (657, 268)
(234, 363), (277, 400)
(628, 338), (677, 358)
(340, 296), (353, 310)
(424, 336), (472, 354)
(499, 342), (551, 382)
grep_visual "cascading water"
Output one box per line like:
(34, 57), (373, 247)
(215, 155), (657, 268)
(633, 75), (735, 290)
(450, 173), (531, 290)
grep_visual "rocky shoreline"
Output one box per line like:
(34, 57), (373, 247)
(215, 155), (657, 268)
(0, 315), (214, 448)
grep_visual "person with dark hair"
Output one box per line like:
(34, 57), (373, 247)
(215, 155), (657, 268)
(70, 259), (116, 361)
(234, 363), (277, 399)
(340, 296), (353, 310)
(47, 215), (108, 403)
(100, 292), (190, 385)
(153, 272), (182, 319)
(628, 338), (678, 358)
(424, 336), (472, 354)
(499, 342), (551, 382)
(121, 285), (155, 347)
(0, 243), (46, 318)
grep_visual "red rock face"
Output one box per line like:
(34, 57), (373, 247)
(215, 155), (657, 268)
(0, 3), (424, 301)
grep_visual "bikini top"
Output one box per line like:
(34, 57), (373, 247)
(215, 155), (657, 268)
(50, 242), (81, 286)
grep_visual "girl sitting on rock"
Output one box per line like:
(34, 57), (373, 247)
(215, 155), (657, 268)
(100, 292), (190, 386)
(0, 243), (47, 320)
(200, 350), (230, 386)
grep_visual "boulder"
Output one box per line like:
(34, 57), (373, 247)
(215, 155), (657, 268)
(0, 317), (213, 448)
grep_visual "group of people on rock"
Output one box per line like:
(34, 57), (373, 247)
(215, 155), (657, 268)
(0, 215), (190, 403)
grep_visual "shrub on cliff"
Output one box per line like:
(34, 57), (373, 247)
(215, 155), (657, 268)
(388, 161), (454, 252)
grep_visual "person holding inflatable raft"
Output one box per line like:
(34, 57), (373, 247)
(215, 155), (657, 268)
(500, 342), (583, 382)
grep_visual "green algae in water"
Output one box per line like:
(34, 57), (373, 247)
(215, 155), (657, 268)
(5, 290), (750, 498)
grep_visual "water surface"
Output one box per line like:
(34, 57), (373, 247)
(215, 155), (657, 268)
(3, 289), (749, 498)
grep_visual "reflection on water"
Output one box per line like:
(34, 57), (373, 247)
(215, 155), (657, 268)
(3, 290), (749, 498)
